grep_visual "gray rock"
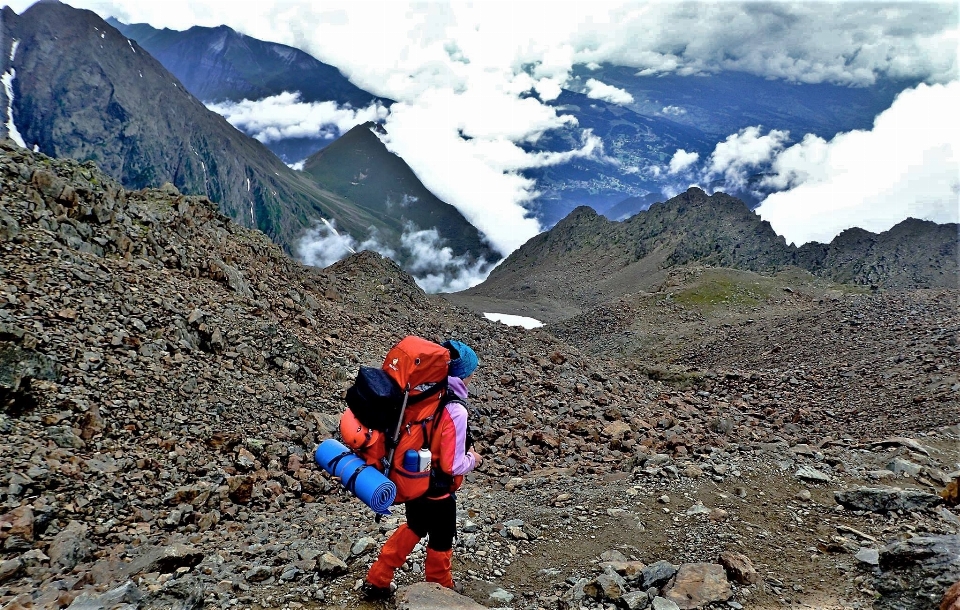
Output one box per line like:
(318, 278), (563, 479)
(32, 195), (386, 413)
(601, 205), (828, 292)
(652, 597), (681, 610)
(315, 552), (347, 575)
(46, 425), (85, 449)
(641, 560), (677, 589)
(67, 581), (142, 610)
(210, 259), (253, 297)
(244, 565), (273, 582)
(350, 536), (377, 557)
(795, 465), (832, 482)
(886, 457), (922, 477)
(0, 557), (22, 583)
(834, 487), (943, 513)
(48, 520), (93, 570)
(622, 590), (650, 609)
(141, 575), (204, 610)
(489, 588), (515, 604)
(122, 544), (204, 577)
(584, 571), (627, 601)
(396, 582), (487, 609)
(855, 547), (879, 566)
(875, 534), (960, 610)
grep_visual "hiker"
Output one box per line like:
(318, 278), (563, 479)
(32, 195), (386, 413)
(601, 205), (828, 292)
(362, 340), (483, 597)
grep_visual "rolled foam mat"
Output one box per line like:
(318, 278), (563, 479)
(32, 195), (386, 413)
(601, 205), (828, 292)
(314, 438), (396, 514)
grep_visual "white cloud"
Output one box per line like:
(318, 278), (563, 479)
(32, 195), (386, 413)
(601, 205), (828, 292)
(661, 105), (685, 116)
(756, 81), (960, 245)
(668, 149), (699, 174)
(584, 78), (634, 105)
(399, 226), (492, 293)
(296, 220), (495, 293)
(11, 0), (957, 257)
(207, 92), (388, 143)
(703, 126), (790, 189)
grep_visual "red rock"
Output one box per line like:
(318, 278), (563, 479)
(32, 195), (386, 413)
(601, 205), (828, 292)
(227, 475), (254, 504)
(718, 550), (759, 585)
(942, 580), (960, 610)
(663, 563), (732, 610)
(0, 507), (34, 544)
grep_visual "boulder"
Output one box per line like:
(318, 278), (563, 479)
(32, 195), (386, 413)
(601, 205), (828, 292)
(584, 571), (627, 601)
(227, 475), (254, 504)
(718, 550), (758, 585)
(66, 581), (142, 609)
(663, 563), (732, 609)
(122, 544), (204, 577)
(48, 521), (93, 570)
(0, 506), (34, 548)
(641, 560), (677, 589)
(875, 534), (960, 610)
(395, 582), (487, 610)
(835, 487), (943, 513)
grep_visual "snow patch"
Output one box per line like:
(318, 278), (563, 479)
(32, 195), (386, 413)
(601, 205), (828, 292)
(483, 313), (544, 329)
(127, 40), (136, 54)
(246, 178), (251, 192)
(2, 40), (26, 149)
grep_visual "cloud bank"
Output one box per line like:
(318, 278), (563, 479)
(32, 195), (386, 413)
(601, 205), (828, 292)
(207, 92), (388, 143)
(661, 81), (959, 245)
(755, 81), (960, 245)
(296, 220), (494, 293)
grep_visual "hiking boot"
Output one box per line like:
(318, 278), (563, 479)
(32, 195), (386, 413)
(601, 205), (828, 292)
(360, 580), (396, 600)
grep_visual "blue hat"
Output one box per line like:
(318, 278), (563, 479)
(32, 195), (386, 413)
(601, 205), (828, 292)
(444, 340), (478, 379)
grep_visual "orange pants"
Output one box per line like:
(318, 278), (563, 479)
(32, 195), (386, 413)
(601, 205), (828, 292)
(366, 523), (455, 589)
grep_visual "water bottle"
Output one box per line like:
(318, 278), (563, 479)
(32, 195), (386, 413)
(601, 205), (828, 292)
(403, 449), (419, 472)
(417, 448), (432, 472)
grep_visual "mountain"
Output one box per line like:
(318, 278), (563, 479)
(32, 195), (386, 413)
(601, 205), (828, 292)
(106, 18), (380, 107)
(300, 122), (496, 263)
(107, 18), (388, 163)
(449, 188), (958, 319)
(0, 2), (486, 275)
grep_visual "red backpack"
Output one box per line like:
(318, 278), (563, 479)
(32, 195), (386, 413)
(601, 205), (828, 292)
(339, 336), (451, 504)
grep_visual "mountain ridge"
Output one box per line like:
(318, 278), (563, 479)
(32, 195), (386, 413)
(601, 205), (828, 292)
(452, 187), (958, 319)
(0, 1), (488, 275)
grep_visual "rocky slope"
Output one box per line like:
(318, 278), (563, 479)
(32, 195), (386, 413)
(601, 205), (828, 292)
(0, 143), (957, 610)
(450, 188), (958, 321)
(0, 2), (486, 272)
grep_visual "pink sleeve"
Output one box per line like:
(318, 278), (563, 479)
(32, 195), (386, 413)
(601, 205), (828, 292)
(442, 401), (476, 476)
